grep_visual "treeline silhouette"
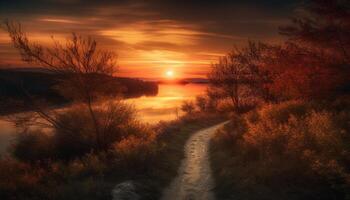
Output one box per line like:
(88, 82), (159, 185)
(0, 69), (158, 114)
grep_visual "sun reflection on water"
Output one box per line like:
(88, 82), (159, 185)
(126, 83), (207, 124)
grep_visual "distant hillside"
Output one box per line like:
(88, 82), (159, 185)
(0, 69), (158, 114)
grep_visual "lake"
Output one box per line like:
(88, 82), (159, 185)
(0, 83), (207, 154)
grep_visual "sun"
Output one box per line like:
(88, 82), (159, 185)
(165, 70), (174, 78)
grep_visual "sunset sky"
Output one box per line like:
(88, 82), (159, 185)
(0, 0), (297, 78)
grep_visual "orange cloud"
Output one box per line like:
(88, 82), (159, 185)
(0, 0), (292, 78)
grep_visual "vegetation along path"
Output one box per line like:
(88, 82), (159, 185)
(161, 121), (228, 200)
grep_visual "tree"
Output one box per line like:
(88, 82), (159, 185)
(208, 51), (244, 110)
(262, 43), (343, 100)
(236, 42), (273, 102)
(276, 0), (350, 99)
(208, 43), (267, 111)
(280, 0), (350, 63)
(3, 20), (118, 150)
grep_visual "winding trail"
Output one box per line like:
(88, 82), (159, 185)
(161, 122), (227, 200)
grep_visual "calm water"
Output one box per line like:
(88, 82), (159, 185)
(0, 83), (207, 154)
(127, 83), (207, 123)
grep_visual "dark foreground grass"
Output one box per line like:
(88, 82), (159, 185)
(209, 138), (296, 200)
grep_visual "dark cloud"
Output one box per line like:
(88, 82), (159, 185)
(1, 0), (297, 25)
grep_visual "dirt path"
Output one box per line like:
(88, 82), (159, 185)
(161, 122), (227, 200)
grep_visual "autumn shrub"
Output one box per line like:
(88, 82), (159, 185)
(216, 100), (234, 113)
(0, 152), (115, 200)
(212, 99), (350, 199)
(244, 103), (349, 181)
(195, 95), (207, 112)
(53, 101), (136, 160)
(12, 130), (54, 163)
(257, 100), (309, 123)
(11, 102), (137, 162)
(0, 157), (48, 200)
(108, 121), (158, 171)
(114, 135), (157, 171)
(181, 100), (195, 114)
(213, 113), (246, 147)
(68, 153), (109, 178)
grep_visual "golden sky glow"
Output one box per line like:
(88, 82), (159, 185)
(0, 0), (293, 78)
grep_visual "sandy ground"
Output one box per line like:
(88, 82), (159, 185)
(161, 122), (227, 200)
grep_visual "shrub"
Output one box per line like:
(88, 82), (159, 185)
(213, 113), (246, 147)
(53, 101), (136, 160)
(213, 100), (350, 198)
(11, 101), (146, 162)
(181, 100), (195, 115)
(0, 157), (47, 200)
(258, 100), (309, 123)
(12, 130), (53, 163)
(195, 95), (207, 112)
(113, 123), (158, 170)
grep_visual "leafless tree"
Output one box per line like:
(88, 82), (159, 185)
(208, 49), (254, 110)
(3, 20), (119, 150)
(208, 42), (274, 111)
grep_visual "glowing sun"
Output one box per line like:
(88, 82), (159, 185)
(165, 70), (174, 78)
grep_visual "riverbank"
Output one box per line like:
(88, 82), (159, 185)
(0, 113), (226, 200)
(0, 69), (158, 116)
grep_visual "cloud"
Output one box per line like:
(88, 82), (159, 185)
(0, 0), (299, 77)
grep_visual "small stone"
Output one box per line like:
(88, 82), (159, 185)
(112, 181), (140, 200)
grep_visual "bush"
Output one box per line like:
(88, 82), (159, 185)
(0, 157), (47, 200)
(53, 101), (136, 160)
(195, 95), (207, 112)
(114, 134), (157, 171)
(213, 113), (246, 147)
(11, 101), (149, 162)
(12, 130), (53, 163)
(258, 100), (309, 123)
(212, 100), (350, 199)
(181, 100), (195, 115)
